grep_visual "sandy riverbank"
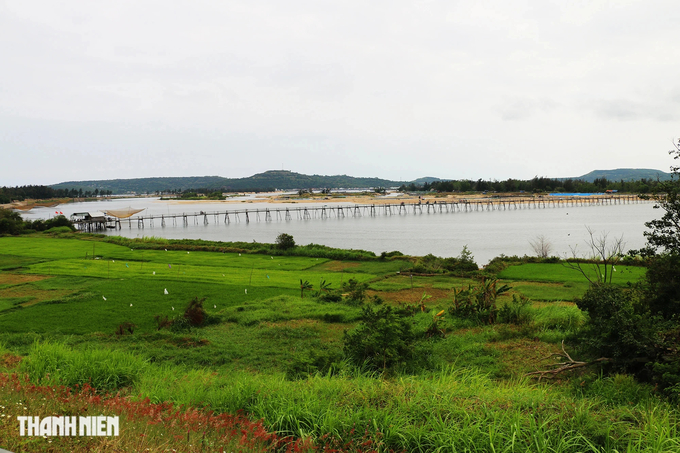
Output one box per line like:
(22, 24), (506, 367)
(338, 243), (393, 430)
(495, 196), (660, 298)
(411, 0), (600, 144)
(160, 192), (502, 205)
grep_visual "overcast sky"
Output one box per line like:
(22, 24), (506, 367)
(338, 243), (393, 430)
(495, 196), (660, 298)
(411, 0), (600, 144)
(1, 0), (679, 186)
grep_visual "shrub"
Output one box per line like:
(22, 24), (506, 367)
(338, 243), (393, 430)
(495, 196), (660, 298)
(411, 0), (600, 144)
(575, 283), (654, 363)
(45, 225), (75, 234)
(285, 349), (343, 380)
(341, 278), (367, 305)
(154, 314), (173, 330)
(114, 322), (136, 336)
(443, 245), (479, 272)
(449, 277), (511, 324)
(343, 304), (417, 371)
(184, 297), (207, 326)
(498, 294), (534, 325)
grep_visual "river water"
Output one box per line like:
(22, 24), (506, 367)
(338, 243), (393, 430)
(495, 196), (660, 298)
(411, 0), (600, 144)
(22, 196), (658, 265)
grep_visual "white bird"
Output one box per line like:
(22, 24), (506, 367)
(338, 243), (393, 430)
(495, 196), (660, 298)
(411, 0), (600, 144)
(271, 256), (273, 259)
(130, 304), (133, 307)
(245, 289), (247, 294)
(172, 307), (174, 311)
(112, 260), (115, 263)
(222, 274), (225, 277)
(238, 253), (241, 256)
(187, 252), (190, 254)
(213, 305), (216, 309)
(165, 249), (167, 251)
(613, 266), (617, 272)
(164, 288), (169, 295)
(153, 271), (155, 275)
(102, 296), (106, 301)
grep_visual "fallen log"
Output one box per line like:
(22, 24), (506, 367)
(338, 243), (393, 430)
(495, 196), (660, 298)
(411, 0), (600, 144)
(526, 340), (610, 381)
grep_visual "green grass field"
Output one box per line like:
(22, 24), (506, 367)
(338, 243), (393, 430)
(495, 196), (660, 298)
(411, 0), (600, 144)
(0, 234), (676, 453)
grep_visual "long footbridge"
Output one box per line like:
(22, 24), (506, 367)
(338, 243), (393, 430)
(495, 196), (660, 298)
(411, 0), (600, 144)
(77, 195), (647, 231)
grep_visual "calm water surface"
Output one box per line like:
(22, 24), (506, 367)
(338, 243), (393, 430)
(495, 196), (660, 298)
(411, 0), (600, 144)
(23, 197), (658, 264)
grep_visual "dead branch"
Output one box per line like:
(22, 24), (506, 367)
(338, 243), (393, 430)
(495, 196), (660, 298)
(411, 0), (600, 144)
(526, 340), (610, 381)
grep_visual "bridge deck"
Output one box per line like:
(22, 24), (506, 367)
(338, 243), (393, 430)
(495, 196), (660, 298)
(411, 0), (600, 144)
(71, 195), (646, 230)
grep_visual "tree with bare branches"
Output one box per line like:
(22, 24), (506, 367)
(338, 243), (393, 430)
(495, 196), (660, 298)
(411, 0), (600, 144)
(563, 227), (625, 285)
(529, 235), (552, 258)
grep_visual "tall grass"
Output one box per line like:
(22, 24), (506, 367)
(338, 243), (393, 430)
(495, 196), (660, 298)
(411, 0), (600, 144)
(20, 341), (148, 391)
(9, 332), (680, 452)
(129, 361), (680, 452)
(531, 303), (586, 331)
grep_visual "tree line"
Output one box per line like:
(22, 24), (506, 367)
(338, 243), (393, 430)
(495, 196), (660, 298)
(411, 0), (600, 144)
(400, 176), (661, 194)
(0, 208), (74, 235)
(0, 185), (113, 204)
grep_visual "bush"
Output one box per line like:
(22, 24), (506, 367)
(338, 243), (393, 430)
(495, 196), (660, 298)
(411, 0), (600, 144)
(449, 277), (511, 324)
(576, 284), (654, 362)
(285, 348), (343, 380)
(411, 247), (478, 274)
(45, 225), (75, 234)
(184, 297), (207, 326)
(343, 304), (417, 371)
(443, 245), (478, 272)
(341, 278), (367, 305)
(498, 295), (534, 325)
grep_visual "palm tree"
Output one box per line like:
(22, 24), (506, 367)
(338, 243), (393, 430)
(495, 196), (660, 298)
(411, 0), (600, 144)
(300, 279), (313, 298)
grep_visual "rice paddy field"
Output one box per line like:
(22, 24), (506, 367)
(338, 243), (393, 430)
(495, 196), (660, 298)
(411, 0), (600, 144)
(0, 233), (677, 453)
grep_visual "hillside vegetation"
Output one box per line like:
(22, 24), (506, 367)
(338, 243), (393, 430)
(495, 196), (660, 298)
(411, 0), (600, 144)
(49, 170), (404, 195)
(0, 232), (678, 452)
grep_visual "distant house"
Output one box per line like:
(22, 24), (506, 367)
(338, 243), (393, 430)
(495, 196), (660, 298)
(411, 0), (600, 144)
(70, 211), (109, 231)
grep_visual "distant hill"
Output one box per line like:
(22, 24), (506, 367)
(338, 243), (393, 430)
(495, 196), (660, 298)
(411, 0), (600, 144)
(50, 171), (406, 194)
(573, 168), (671, 183)
(49, 168), (673, 195)
(411, 177), (442, 184)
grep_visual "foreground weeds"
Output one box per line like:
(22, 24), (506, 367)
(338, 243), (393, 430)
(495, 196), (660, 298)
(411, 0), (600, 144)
(7, 342), (680, 453)
(0, 371), (299, 453)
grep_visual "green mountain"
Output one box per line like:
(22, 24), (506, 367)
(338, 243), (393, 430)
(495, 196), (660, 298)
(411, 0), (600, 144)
(574, 168), (671, 183)
(50, 171), (405, 194)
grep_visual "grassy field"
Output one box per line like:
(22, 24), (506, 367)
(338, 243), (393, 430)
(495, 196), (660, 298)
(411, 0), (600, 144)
(1, 233), (677, 453)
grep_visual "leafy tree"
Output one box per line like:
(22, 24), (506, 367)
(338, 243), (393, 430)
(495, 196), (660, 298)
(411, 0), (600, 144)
(644, 139), (680, 254)
(275, 233), (296, 250)
(575, 141), (680, 397)
(0, 208), (25, 235)
(642, 254), (680, 318)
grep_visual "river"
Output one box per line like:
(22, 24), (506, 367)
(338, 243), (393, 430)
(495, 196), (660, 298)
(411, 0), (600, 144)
(21, 196), (659, 265)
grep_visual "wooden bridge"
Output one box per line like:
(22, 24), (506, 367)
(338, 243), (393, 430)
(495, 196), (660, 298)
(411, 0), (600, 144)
(85, 195), (648, 230)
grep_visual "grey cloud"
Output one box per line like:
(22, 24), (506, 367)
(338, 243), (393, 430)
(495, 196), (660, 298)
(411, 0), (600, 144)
(499, 97), (558, 121)
(587, 99), (678, 122)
